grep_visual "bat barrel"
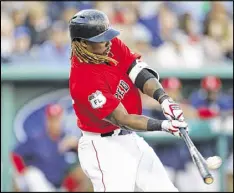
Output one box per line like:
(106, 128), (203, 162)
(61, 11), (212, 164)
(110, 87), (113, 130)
(179, 127), (214, 185)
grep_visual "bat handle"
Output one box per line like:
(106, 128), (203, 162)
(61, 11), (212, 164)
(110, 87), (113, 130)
(179, 127), (187, 136)
(179, 127), (193, 148)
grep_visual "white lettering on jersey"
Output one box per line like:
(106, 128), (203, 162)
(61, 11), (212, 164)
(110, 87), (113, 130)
(114, 80), (129, 100)
(88, 90), (106, 109)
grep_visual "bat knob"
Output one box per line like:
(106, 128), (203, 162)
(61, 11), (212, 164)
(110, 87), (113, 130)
(204, 176), (214, 185)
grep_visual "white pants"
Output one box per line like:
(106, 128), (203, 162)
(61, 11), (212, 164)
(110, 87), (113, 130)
(78, 129), (178, 192)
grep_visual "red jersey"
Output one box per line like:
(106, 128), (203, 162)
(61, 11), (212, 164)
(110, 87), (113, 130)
(69, 37), (142, 133)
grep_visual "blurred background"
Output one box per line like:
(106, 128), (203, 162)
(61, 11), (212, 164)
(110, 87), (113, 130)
(1, 1), (233, 192)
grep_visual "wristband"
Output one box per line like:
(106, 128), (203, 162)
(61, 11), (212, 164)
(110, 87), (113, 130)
(158, 95), (170, 104)
(147, 118), (163, 131)
(153, 88), (170, 104)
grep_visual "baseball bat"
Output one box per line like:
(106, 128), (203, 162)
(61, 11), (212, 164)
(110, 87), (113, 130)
(179, 127), (214, 185)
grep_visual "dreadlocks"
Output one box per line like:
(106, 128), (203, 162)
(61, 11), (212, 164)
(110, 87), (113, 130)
(71, 40), (118, 65)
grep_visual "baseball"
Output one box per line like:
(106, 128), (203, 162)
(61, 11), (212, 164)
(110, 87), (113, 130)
(206, 156), (222, 170)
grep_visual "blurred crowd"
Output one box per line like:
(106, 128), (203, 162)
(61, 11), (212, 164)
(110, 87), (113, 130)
(1, 1), (233, 68)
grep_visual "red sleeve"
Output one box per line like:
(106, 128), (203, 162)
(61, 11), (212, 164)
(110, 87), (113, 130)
(72, 72), (120, 120)
(11, 152), (27, 174)
(111, 37), (141, 73)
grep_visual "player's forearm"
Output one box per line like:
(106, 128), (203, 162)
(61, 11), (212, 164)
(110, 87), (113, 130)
(134, 69), (170, 104)
(143, 78), (171, 104)
(106, 112), (163, 132)
(122, 114), (163, 132)
(142, 78), (162, 98)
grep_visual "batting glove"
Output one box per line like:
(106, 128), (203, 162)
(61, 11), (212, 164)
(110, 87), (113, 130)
(161, 98), (185, 121)
(161, 120), (188, 137)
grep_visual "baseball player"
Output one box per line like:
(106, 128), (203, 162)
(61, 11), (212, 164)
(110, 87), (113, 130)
(11, 104), (87, 192)
(69, 9), (188, 192)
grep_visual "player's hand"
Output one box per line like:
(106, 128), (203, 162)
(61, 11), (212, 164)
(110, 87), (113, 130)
(161, 120), (188, 137)
(161, 98), (185, 121)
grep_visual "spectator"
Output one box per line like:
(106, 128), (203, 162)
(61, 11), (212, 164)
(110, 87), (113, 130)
(189, 75), (233, 165)
(154, 32), (204, 69)
(166, 1), (205, 24)
(110, 1), (140, 24)
(132, 23), (157, 65)
(1, 13), (15, 63)
(178, 13), (200, 44)
(11, 104), (90, 192)
(11, 8), (28, 28)
(1, 1), (26, 14)
(0, 1), (233, 66)
(138, 3), (169, 47)
(140, 4), (204, 69)
(25, 3), (51, 47)
(112, 4), (142, 50)
(47, 2), (88, 22)
(61, 6), (79, 24)
(187, 75), (233, 191)
(94, 2), (115, 23)
(190, 75), (233, 119)
(202, 2), (233, 62)
(13, 26), (31, 56)
(138, 1), (163, 19)
(33, 20), (70, 64)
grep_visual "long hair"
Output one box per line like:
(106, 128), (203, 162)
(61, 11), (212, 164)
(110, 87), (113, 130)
(70, 40), (118, 65)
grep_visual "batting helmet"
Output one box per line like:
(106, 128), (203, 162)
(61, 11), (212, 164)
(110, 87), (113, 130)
(45, 104), (63, 118)
(69, 9), (120, 42)
(161, 77), (182, 90)
(201, 75), (222, 91)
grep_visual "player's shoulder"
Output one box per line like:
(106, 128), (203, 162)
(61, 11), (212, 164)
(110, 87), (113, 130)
(70, 64), (104, 95)
(71, 57), (100, 75)
(112, 36), (128, 45)
(111, 37), (139, 59)
(111, 37), (119, 44)
(71, 64), (102, 80)
(110, 37), (126, 50)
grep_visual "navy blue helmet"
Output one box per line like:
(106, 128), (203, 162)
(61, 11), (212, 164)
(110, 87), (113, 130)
(69, 9), (120, 42)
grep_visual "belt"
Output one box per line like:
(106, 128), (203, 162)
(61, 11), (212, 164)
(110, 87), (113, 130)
(101, 129), (132, 137)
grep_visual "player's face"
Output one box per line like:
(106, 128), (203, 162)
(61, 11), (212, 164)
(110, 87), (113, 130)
(47, 115), (63, 136)
(84, 40), (112, 56)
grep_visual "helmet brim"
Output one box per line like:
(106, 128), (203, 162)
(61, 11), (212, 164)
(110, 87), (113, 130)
(86, 27), (120, 43)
